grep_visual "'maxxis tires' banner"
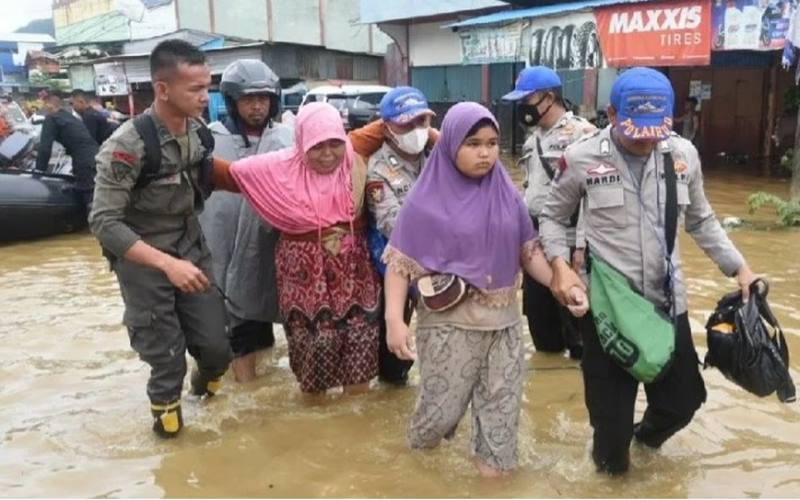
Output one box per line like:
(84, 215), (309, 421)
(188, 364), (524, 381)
(595, 0), (712, 67)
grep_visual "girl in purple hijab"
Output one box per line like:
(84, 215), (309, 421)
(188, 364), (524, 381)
(383, 102), (587, 477)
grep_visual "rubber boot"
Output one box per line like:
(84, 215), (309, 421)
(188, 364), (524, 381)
(151, 401), (183, 439)
(190, 369), (223, 398)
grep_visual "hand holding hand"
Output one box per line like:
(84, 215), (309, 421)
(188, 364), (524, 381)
(551, 258), (586, 307)
(387, 319), (416, 361)
(566, 286), (590, 317)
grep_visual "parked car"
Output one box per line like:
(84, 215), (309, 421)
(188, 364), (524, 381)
(300, 84), (391, 130)
(281, 82), (307, 115)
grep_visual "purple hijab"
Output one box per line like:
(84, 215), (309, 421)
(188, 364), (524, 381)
(389, 102), (535, 290)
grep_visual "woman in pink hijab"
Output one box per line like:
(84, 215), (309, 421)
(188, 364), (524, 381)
(213, 102), (381, 395)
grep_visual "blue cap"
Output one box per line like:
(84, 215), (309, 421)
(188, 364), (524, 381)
(502, 66), (562, 102)
(610, 67), (674, 140)
(379, 86), (434, 125)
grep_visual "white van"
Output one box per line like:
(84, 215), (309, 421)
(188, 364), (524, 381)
(300, 84), (391, 130)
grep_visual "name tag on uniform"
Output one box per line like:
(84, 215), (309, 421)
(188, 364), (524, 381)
(150, 173), (181, 186)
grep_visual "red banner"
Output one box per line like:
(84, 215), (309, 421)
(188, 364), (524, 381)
(595, 0), (711, 67)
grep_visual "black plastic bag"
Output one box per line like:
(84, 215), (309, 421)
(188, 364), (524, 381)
(704, 280), (796, 403)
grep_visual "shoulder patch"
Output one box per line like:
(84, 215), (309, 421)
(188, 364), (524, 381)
(366, 181), (384, 204)
(554, 156), (569, 182)
(112, 150), (137, 167)
(558, 156), (568, 173)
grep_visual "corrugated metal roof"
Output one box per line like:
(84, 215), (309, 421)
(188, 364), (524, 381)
(0, 33), (56, 44)
(121, 29), (246, 55)
(447, 0), (656, 28)
(92, 44), (265, 83)
(360, 0), (506, 24)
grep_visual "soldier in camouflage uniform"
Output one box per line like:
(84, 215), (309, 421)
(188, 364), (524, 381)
(89, 40), (232, 438)
(365, 86), (435, 384)
(503, 66), (595, 359)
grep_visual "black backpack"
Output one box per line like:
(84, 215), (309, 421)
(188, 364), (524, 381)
(131, 113), (215, 198)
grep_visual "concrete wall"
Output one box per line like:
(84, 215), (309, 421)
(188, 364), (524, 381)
(408, 21), (461, 67)
(272, 0), (322, 46)
(172, 0), (386, 54)
(212, 0), (268, 41)
(128, 4), (178, 40)
(53, 0), (114, 28)
(360, 0), (505, 24)
(177, 0), (211, 32)
(54, 0), (175, 44)
(325, 0), (368, 53)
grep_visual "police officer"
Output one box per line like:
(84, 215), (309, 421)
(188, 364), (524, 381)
(199, 59), (293, 383)
(540, 67), (757, 474)
(90, 40), (232, 438)
(502, 66), (594, 359)
(365, 86), (435, 384)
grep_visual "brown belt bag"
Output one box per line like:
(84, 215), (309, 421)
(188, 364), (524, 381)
(415, 274), (468, 312)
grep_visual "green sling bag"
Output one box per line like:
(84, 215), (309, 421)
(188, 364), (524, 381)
(588, 152), (678, 383)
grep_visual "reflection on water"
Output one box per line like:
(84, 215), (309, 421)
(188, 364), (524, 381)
(0, 171), (798, 497)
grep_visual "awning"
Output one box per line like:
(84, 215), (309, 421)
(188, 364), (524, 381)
(446, 0), (655, 28)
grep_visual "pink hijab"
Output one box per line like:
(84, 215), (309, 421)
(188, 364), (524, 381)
(230, 102), (355, 235)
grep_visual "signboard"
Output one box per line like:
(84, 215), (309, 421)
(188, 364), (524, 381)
(460, 23), (522, 64)
(595, 0), (712, 67)
(526, 12), (604, 69)
(711, 0), (798, 51)
(93, 62), (129, 96)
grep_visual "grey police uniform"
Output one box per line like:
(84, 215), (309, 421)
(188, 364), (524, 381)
(539, 126), (744, 315)
(198, 121), (293, 333)
(365, 141), (424, 383)
(519, 111), (592, 245)
(89, 108), (232, 406)
(365, 142), (424, 238)
(519, 111), (593, 355)
(539, 126), (744, 472)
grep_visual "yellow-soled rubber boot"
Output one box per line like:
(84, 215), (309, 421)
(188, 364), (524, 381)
(151, 401), (183, 439)
(190, 369), (223, 398)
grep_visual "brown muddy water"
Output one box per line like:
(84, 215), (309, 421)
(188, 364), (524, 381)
(0, 171), (798, 498)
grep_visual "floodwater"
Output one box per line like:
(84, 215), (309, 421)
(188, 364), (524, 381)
(0, 170), (798, 498)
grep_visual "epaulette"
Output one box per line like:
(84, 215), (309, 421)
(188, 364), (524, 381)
(574, 128), (601, 143)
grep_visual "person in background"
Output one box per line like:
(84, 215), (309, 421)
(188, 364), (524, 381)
(502, 66), (595, 360)
(35, 93), (99, 212)
(364, 86), (435, 385)
(71, 89), (116, 145)
(675, 96), (699, 143)
(199, 59), (293, 383)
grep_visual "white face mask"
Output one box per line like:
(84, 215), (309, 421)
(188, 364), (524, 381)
(390, 126), (429, 155)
